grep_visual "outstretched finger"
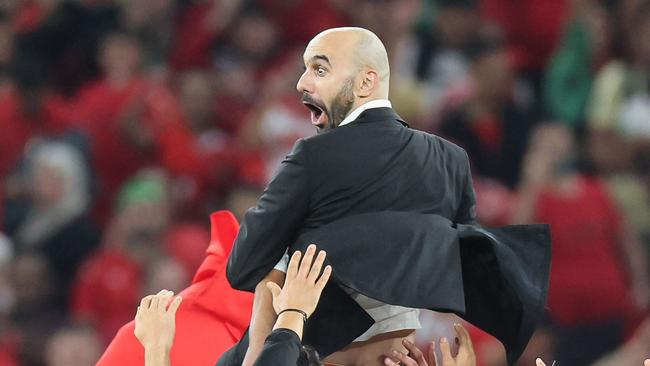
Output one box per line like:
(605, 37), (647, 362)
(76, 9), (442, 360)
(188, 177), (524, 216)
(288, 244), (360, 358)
(535, 358), (546, 366)
(384, 357), (402, 366)
(158, 290), (174, 310)
(307, 250), (327, 283)
(150, 294), (161, 310)
(297, 244), (317, 279)
(287, 250), (301, 279)
(439, 338), (454, 365)
(315, 265), (332, 290)
(388, 350), (419, 366)
(402, 339), (426, 365)
(140, 295), (154, 309)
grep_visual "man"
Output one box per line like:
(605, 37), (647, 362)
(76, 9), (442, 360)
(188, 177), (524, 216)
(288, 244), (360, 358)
(226, 27), (550, 366)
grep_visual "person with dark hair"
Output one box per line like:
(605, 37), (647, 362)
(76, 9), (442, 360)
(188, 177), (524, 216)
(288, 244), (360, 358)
(134, 245), (331, 366)
(438, 32), (538, 188)
(413, 0), (483, 125)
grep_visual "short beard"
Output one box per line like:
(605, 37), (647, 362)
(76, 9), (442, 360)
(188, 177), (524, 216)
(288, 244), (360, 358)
(327, 78), (355, 130)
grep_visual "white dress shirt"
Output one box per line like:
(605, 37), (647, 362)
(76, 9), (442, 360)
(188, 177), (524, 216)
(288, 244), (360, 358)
(273, 99), (421, 342)
(338, 99), (393, 127)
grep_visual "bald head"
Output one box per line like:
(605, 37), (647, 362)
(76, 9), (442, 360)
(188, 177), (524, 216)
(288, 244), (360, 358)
(310, 27), (390, 92)
(297, 27), (391, 131)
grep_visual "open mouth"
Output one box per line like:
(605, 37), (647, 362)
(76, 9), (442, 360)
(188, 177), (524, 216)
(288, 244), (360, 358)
(302, 101), (326, 128)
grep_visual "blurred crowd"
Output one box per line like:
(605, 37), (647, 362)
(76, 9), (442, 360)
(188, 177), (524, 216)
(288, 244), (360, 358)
(0, 0), (649, 365)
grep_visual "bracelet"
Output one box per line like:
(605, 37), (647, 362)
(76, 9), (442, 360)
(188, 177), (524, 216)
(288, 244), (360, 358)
(277, 308), (308, 323)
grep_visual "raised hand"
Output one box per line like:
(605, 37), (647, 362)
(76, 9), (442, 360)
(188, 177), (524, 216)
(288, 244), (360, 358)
(266, 244), (332, 318)
(134, 289), (183, 351)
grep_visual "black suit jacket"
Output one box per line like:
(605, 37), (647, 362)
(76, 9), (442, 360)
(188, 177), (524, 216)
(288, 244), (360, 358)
(226, 107), (550, 365)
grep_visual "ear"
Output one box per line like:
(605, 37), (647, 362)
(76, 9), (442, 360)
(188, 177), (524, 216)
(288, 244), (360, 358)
(356, 69), (379, 98)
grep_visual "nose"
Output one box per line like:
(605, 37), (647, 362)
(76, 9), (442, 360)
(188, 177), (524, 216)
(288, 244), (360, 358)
(296, 70), (311, 94)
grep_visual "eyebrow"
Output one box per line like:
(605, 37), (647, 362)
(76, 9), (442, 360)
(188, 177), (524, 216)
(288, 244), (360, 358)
(308, 55), (332, 67)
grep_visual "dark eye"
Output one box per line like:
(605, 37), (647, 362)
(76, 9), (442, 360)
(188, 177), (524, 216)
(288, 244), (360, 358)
(316, 67), (326, 76)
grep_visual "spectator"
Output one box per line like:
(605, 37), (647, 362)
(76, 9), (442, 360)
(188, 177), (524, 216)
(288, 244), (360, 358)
(0, 12), (13, 89)
(587, 0), (650, 135)
(438, 33), (538, 188)
(168, 0), (244, 71)
(159, 69), (240, 216)
(143, 256), (189, 297)
(480, 0), (570, 91)
(543, 0), (612, 128)
(0, 233), (17, 366)
(121, 0), (176, 68)
(163, 222), (210, 278)
(412, 0), (484, 127)
(11, 252), (63, 366)
(74, 32), (184, 222)
(44, 325), (102, 366)
(7, 141), (99, 310)
(71, 172), (171, 342)
(512, 123), (649, 366)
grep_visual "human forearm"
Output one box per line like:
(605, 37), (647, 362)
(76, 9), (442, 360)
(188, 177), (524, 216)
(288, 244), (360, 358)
(242, 270), (285, 366)
(144, 345), (171, 366)
(226, 139), (310, 291)
(510, 183), (543, 225)
(273, 312), (305, 340)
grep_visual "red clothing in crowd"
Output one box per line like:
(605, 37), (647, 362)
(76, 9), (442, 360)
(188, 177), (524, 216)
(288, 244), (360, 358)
(96, 210), (253, 366)
(0, 88), (72, 177)
(73, 77), (186, 220)
(71, 248), (143, 342)
(535, 176), (635, 326)
(258, 0), (348, 47)
(480, 0), (569, 72)
(169, 2), (223, 71)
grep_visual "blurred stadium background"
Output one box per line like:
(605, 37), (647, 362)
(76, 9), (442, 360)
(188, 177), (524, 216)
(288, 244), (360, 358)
(0, 0), (649, 365)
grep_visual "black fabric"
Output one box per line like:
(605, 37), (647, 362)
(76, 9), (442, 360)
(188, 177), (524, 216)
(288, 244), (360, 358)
(227, 107), (550, 364)
(216, 329), (303, 366)
(253, 329), (302, 366)
(216, 329), (248, 366)
(290, 213), (550, 364)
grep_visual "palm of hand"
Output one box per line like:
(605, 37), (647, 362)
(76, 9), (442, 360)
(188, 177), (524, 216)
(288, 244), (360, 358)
(267, 245), (332, 317)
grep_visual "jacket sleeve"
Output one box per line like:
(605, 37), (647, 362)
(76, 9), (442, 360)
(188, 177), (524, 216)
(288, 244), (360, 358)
(454, 150), (477, 225)
(252, 329), (302, 366)
(227, 139), (311, 291)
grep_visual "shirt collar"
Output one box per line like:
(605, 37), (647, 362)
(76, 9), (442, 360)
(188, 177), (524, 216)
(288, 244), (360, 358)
(338, 99), (392, 127)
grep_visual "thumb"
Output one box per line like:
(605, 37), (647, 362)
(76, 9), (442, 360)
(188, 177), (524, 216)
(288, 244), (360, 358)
(266, 281), (281, 298)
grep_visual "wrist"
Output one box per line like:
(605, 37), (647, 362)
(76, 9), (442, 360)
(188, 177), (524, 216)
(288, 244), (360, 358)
(273, 312), (305, 340)
(144, 345), (171, 366)
(144, 342), (171, 355)
(277, 308), (308, 322)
